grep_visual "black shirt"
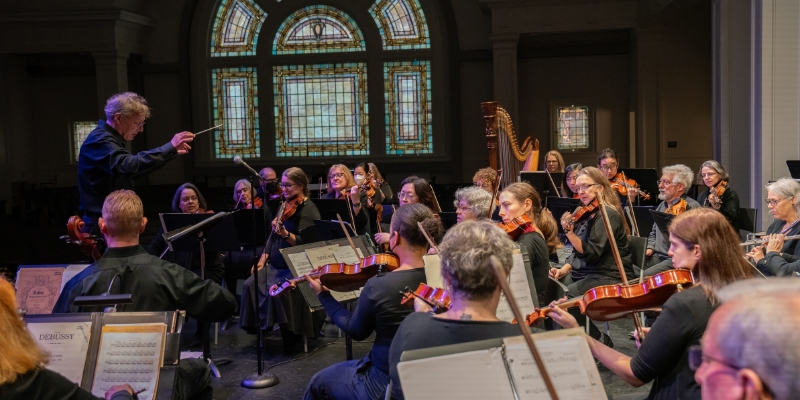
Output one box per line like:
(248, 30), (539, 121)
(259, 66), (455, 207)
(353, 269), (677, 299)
(78, 120), (178, 215)
(516, 231), (551, 307)
(388, 312), (524, 400)
(267, 199), (319, 269)
(755, 219), (800, 276)
(317, 268), (426, 375)
(696, 185), (740, 229)
(53, 245), (237, 322)
(0, 368), (131, 400)
(568, 205), (634, 280)
(630, 286), (714, 400)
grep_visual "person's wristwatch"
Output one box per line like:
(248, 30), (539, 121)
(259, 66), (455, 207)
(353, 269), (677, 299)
(352, 202), (361, 208)
(281, 230), (290, 239)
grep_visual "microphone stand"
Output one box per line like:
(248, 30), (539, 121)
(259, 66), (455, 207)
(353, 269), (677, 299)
(241, 174), (279, 389)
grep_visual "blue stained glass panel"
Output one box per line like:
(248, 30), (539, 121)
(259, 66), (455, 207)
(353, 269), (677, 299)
(211, 0), (266, 57)
(211, 67), (260, 158)
(369, 0), (430, 50)
(384, 60), (432, 154)
(274, 5), (365, 54)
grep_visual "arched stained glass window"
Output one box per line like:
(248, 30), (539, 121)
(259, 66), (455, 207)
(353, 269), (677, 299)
(211, 0), (267, 57)
(385, 60), (432, 154)
(212, 67), (260, 158)
(369, 0), (430, 50)
(274, 63), (369, 157)
(273, 5), (365, 55)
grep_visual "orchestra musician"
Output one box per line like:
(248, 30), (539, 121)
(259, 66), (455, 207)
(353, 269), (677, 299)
(696, 160), (740, 228)
(233, 179), (261, 209)
(453, 186), (492, 223)
(498, 182), (561, 307)
(374, 176), (439, 245)
(355, 162), (393, 204)
(77, 92), (195, 237)
(257, 167), (282, 201)
(562, 162), (583, 198)
(303, 203), (443, 400)
(549, 208), (753, 400)
(597, 148), (643, 206)
(472, 167), (499, 194)
(543, 150), (565, 173)
(323, 164), (370, 235)
(556, 167), (632, 345)
(0, 279), (138, 400)
(644, 165), (701, 276)
(388, 220), (540, 400)
(746, 178), (800, 276)
(354, 163), (386, 234)
(239, 168), (326, 351)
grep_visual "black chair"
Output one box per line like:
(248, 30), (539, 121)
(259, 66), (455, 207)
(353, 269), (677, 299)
(628, 235), (648, 277)
(737, 207), (758, 240)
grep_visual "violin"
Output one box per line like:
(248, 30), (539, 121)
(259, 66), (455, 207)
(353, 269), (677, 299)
(63, 216), (103, 261)
(400, 283), (451, 313)
(665, 198), (688, 216)
(497, 214), (536, 241)
(610, 172), (650, 201)
(518, 268), (695, 325)
(562, 198), (600, 231)
(707, 180), (727, 208)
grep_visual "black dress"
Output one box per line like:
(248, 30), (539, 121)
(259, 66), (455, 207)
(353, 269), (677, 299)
(696, 184), (740, 229)
(0, 369), (129, 400)
(516, 231), (551, 307)
(238, 199), (326, 338)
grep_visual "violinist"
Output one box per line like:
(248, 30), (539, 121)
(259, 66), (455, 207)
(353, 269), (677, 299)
(644, 165), (701, 276)
(498, 182), (561, 307)
(598, 148), (644, 206)
(257, 167), (282, 201)
(454, 186), (492, 224)
(543, 150), (565, 173)
(238, 167), (325, 352)
(562, 162), (583, 199)
(696, 160), (740, 228)
(388, 220), (539, 400)
(549, 208), (753, 400)
(356, 162), (393, 204)
(746, 178), (800, 276)
(374, 176), (439, 245)
(323, 164), (370, 235)
(303, 203), (443, 400)
(354, 162), (386, 234)
(556, 167), (632, 345)
(233, 179), (261, 209)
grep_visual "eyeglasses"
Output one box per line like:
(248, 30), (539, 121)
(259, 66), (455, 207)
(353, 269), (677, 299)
(688, 345), (739, 371)
(329, 172), (345, 180)
(398, 191), (417, 200)
(657, 180), (675, 186)
(700, 172), (718, 178)
(599, 163), (618, 171)
(122, 115), (146, 127)
(235, 187), (250, 194)
(280, 183), (296, 189)
(765, 198), (787, 207)
(575, 184), (597, 193)
(546, 160), (559, 164)
(180, 196), (199, 202)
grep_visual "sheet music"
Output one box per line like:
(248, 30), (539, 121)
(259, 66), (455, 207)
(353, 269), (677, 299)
(16, 267), (63, 314)
(91, 324), (166, 400)
(27, 321), (92, 384)
(333, 246), (364, 264)
(502, 331), (607, 400)
(495, 251), (537, 322)
(304, 245), (361, 302)
(61, 264), (91, 292)
(422, 254), (443, 288)
(287, 252), (314, 276)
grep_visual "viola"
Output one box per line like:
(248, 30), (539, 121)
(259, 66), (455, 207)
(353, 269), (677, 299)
(497, 214), (536, 240)
(280, 195), (302, 222)
(610, 173), (651, 201)
(561, 198), (600, 231)
(518, 268), (695, 325)
(665, 198), (688, 216)
(64, 215), (103, 261)
(708, 180), (727, 208)
(400, 283), (451, 313)
(269, 253), (400, 297)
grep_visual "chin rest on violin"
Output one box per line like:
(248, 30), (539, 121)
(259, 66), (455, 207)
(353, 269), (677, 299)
(269, 252), (400, 297)
(517, 268), (695, 326)
(400, 283), (451, 313)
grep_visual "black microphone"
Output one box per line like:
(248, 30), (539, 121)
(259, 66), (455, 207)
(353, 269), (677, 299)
(233, 156), (261, 178)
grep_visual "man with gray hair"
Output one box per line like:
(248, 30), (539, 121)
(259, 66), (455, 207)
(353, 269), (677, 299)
(78, 92), (195, 235)
(694, 278), (800, 400)
(643, 164), (701, 275)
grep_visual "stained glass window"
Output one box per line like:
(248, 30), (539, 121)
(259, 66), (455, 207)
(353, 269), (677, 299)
(555, 106), (590, 150)
(72, 121), (95, 161)
(211, 0), (267, 57)
(369, 0), (430, 50)
(273, 63), (369, 157)
(385, 61), (431, 154)
(212, 67), (260, 158)
(273, 5), (365, 54)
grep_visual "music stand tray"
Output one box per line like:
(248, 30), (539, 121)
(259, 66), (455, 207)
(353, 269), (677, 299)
(520, 172), (564, 202)
(311, 199), (352, 221)
(620, 168), (659, 207)
(159, 213), (241, 254)
(313, 219), (356, 241)
(648, 210), (675, 238)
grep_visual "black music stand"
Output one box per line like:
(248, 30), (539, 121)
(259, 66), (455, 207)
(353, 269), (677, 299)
(312, 199), (352, 221)
(313, 219), (356, 240)
(520, 172), (564, 205)
(620, 168), (659, 207)
(648, 210), (675, 238)
(229, 209), (268, 246)
(160, 211), (239, 378)
(787, 160), (800, 179)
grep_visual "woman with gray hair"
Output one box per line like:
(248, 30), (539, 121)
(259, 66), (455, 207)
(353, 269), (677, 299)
(746, 177), (800, 276)
(453, 186), (492, 223)
(696, 160), (740, 229)
(387, 220), (537, 400)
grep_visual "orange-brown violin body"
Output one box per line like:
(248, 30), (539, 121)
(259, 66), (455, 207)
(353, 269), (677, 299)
(401, 283), (452, 312)
(497, 214), (536, 240)
(66, 215), (102, 261)
(610, 173), (650, 201)
(269, 252), (400, 297)
(709, 181), (727, 207)
(665, 198), (688, 216)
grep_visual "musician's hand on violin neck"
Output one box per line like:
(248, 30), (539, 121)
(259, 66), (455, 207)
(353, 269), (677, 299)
(547, 302), (578, 329)
(349, 186), (360, 204)
(303, 274), (329, 295)
(413, 296), (433, 313)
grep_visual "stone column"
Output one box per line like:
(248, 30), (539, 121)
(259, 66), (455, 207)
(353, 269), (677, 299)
(491, 33), (520, 123)
(93, 51), (130, 114)
(635, 26), (664, 169)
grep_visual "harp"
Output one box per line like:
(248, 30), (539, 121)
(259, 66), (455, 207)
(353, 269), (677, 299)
(482, 101), (539, 186)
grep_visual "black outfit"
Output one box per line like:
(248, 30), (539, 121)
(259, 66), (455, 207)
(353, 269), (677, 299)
(77, 120), (178, 235)
(224, 199), (273, 298)
(379, 181), (394, 204)
(239, 199), (325, 339)
(755, 219), (800, 276)
(147, 227), (225, 284)
(696, 184), (740, 229)
(630, 286), (715, 400)
(516, 231), (551, 307)
(364, 185), (385, 235)
(388, 312), (527, 400)
(322, 190), (371, 235)
(0, 368), (131, 400)
(304, 268), (427, 400)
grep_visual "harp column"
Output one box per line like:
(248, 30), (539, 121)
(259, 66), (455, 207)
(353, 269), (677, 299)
(491, 33), (520, 125)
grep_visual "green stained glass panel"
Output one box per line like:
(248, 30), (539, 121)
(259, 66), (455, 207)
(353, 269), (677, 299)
(211, 67), (260, 158)
(384, 60), (432, 154)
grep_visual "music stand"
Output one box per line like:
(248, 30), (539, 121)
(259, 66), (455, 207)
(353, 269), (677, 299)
(648, 210), (675, 238)
(632, 206), (655, 236)
(620, 168), (659, 207)
(786, 160), (800, 179)
(160, 211), (240, 378)
(229, 209), (268, 246)
(311, 199), (352, 221)
(520, 172), (564, 205)
(313, 219), (356, 240)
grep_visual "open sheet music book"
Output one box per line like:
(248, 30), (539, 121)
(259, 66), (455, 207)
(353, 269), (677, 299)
(398, 328), (607, 400)
(91, 323), (167, 400)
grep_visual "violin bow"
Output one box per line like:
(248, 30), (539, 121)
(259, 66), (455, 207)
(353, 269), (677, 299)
(417, 221), (439, 253)
(489, 256), (560, 400)
(429, 183), (443, 214)
(336, 213), (361, 258)
(342, 189), (357, 229)
(545, 168), (564, 198)
(595, 191), (645, 348)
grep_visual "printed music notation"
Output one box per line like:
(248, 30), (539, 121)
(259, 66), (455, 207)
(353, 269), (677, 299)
(91, 324), (167, 400)
(26, 321), (92, 384)
(495, 251), (537, 323)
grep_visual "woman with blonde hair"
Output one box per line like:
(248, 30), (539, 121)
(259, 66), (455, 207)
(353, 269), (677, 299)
(543, 150), (565, 173)
(323, 164), (369, 235)
(0, 279), (134, 399)
(696, 160), (740, 228)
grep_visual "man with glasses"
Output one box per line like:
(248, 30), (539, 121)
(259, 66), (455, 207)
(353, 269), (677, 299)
(693, 279), (800, 400)
(257, 167), (282, 201)
(78, 92), (195, 236)
(643, 164), (701, 275)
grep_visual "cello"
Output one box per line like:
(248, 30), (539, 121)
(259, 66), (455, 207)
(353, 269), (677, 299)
(63, 215), (103, 261)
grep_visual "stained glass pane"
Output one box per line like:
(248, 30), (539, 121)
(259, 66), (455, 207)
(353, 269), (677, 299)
(72, 121), (95, 161)
(556, 106), (590, 150)
(212, 67), (260, 158)
(384, 60), (432, 154)
(274, 63), (369, 157)
(369, 0), (430, 50)
(211, 0), (267, 57)
(274, 5), (365, 54)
